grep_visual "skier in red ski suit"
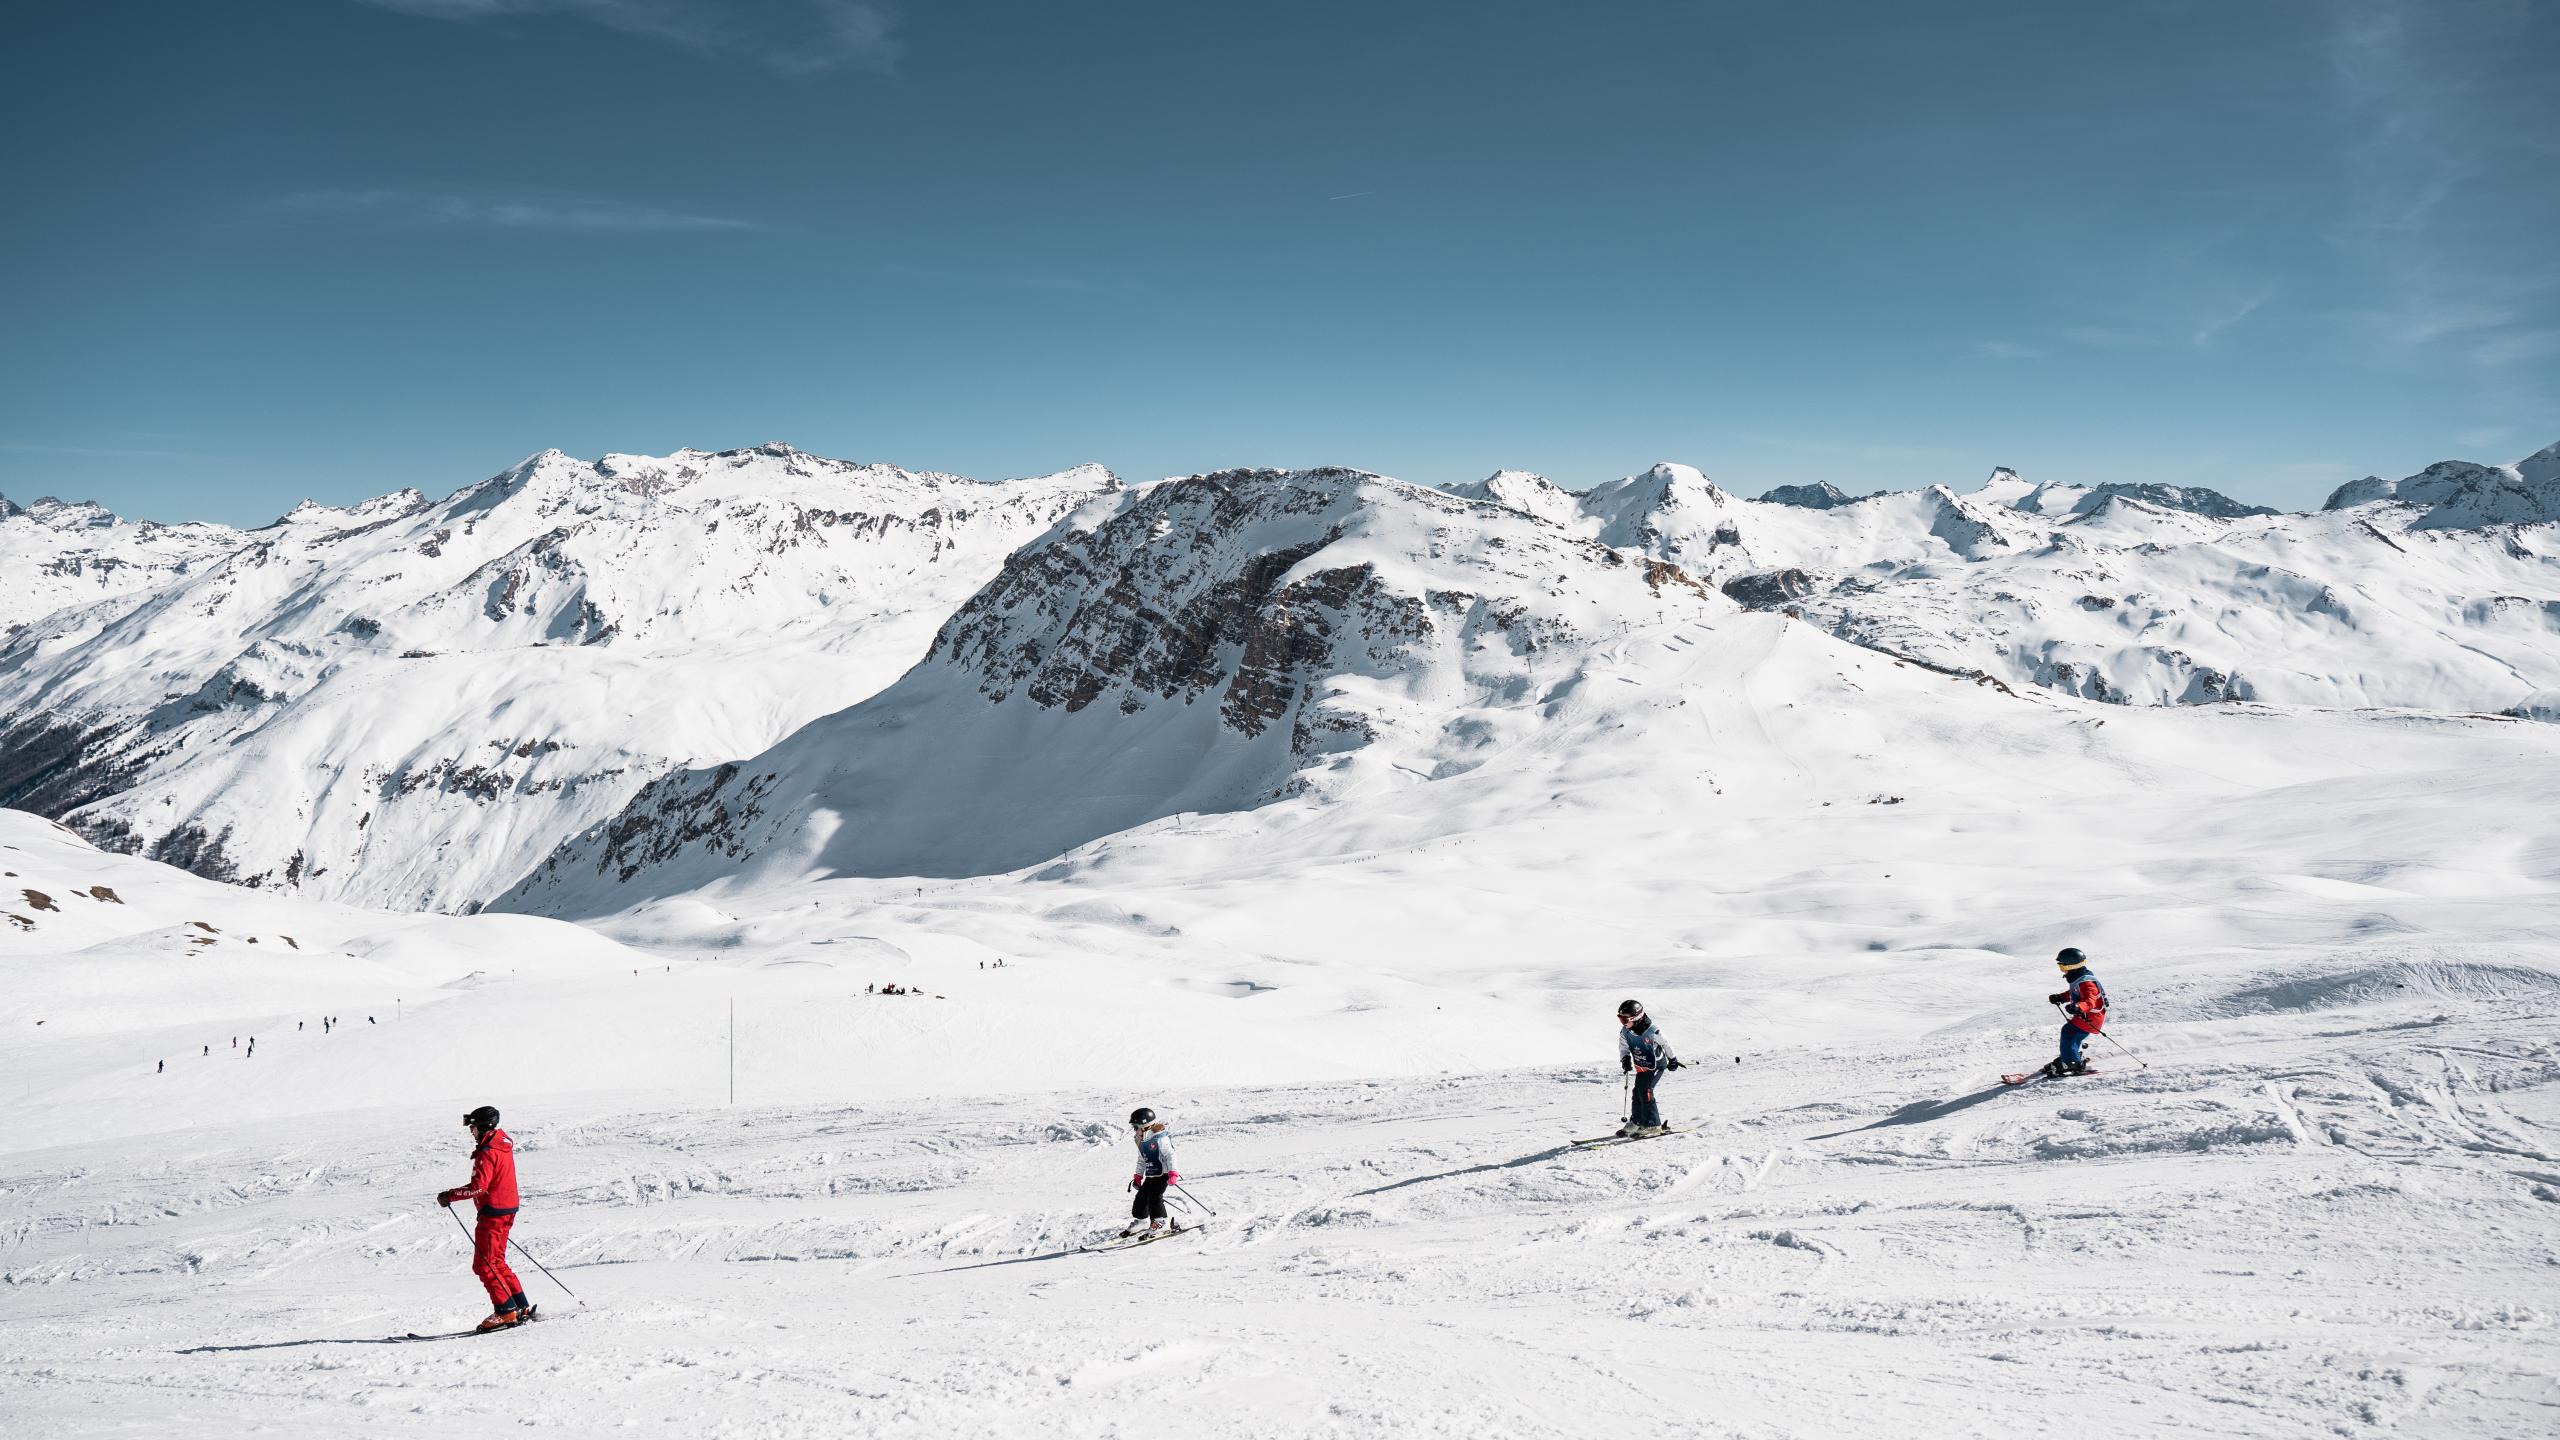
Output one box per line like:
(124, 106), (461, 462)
(438, 1106), (531, 1330)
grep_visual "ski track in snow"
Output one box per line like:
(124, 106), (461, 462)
(3, 999), (2555, 1437)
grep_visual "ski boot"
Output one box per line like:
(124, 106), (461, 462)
(1118, 1222), (1144, 1238)
(1629, 1124), (1667, 1138)
(1613, 1122), (1638, 1137)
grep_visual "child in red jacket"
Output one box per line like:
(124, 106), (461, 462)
(2040, 949), (2110, 1079)
(438, 1105), (534, 1330)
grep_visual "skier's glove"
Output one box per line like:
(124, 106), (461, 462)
(1666, 1059), (1683, 1071)
(1164, 1171), (1180, 1185)
(1129, 1174), (1140, 1190)
(436, 1190), (457, 1206)
(2047, 991), (2069, 1006)
(1621, 1057), (1633, 1073)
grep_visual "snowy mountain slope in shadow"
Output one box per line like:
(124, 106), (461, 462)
(0, 445), (1117, 910)
(499, 465), (1742, 904)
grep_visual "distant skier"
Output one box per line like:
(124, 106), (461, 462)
(157, 1060), (163, 1074)
(1616, 999), (1683, 1137)
(1121, 1107), (1179, 1237)
(2039, 948), (2109, 1078)
(437, 1105), (534, 1331)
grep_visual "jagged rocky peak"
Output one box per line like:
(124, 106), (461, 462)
(2322, 441), (2560, 528)
(8, 495), (121, 530)
(1973, 467), (2035, 505)
(928, 465), (1658, 723)
(1760, 481), (1857, 510)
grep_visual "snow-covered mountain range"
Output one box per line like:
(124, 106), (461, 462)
(4, 439), (2553, 912)
(0, 491), (245, 633)
(0, 446), (1115, 910)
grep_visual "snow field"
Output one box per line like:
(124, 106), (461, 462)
(2, 976), (2553, 1438)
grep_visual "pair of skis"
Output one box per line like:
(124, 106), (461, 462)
(398, 1305), (541, 1341)
(1080, 1223), (1206, 1254)
(2000, 1066), (2102, 1086)
(1571, 1126), (1689, 1148)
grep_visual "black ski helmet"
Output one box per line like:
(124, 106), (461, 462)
(2054, 947), (2088, 970)
(464, 1105), (500, 1130)
(1616, 999), (1645, 1020)
(1128, 1107), (1155, 1127)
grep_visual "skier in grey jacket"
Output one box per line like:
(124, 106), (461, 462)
(1616, 999), (1683, 1136)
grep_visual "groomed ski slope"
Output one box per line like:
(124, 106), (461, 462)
(2, 981), (2552, 1438)
(5, 606), (2559, 1435)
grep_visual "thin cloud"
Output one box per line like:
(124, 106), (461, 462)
(0, 443), (198, 461)
(264, 187), (762, 233)
(2190, 288), (2273, 349)
(852, 259), (1142, 298)
(1973, 340), (2043, 361)
(2328, 0), (2554, 414)
(351, 0), (902, 74)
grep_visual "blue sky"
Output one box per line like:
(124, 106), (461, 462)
(4, 1), (2552, 524)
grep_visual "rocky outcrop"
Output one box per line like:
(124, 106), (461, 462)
(1760, 482), (1857, 510)
(2070, 483), (2276, 520)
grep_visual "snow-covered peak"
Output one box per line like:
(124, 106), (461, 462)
(0, 444), (1122, 909)
(1446, 469), (1582, 529)
(2, 493), (247, 634)
(7, 494), (121, 530)
(501, 464), (1725, 907)
(2321, 441), (2560, 528)
(1972, 467), (2036, 506)
(2069, 482), (2276, 521)
(1760, 481), (1858, 510)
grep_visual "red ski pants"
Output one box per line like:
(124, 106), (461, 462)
(472, 1213), (524, 1310)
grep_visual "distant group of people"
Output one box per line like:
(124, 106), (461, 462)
(869, 983), (917, 995)
(158, 1013), (374, 1073)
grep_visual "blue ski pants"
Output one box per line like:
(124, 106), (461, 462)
(1630, 1069), (1662, 1127)
(2057, 1023), (2089, 1066)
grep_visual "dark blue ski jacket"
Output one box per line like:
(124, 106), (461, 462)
(1620, 1019), (1677, 1073)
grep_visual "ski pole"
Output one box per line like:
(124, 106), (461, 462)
(1172, 1181), (1216, 1217)
(508, 1235), (583, 1305)
(2053, 1003), (2147, 1070)
(446, 1204), (583, 1304)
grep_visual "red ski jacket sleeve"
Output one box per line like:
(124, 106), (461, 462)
(443, 1129), (521, 1214)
